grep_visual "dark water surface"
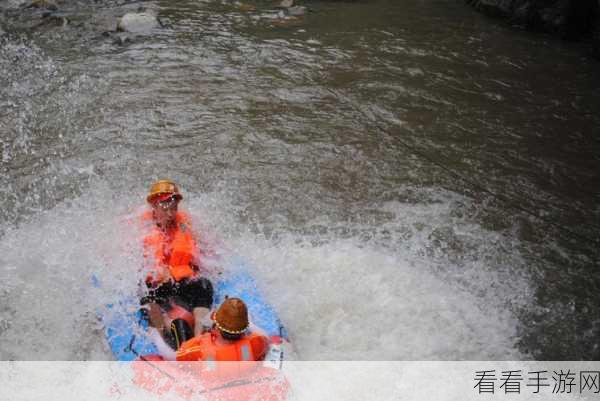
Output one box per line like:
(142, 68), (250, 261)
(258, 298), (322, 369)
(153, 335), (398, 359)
(1, 0), (599, 360)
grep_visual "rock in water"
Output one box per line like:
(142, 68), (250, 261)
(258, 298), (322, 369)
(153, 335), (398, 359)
(117, 12), (159, 34)
(471, 0), (513, 17)
(234, 2), (256, 12)
(287, 6), (306, 16)
(44, 14), (68, 27)
(156, 16), (172, 28)
(27, 0), (58, 11)
(113, 32), (132, 45)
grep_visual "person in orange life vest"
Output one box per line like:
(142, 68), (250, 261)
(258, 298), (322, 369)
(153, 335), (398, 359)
(176, 297), (269, 362)
(141, 179), (214, 341)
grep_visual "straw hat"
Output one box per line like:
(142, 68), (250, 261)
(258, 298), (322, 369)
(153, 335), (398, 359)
(214, 298), (249, 335)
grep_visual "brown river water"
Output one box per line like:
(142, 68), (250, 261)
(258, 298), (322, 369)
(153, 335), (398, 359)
(0, 0), (599, 360)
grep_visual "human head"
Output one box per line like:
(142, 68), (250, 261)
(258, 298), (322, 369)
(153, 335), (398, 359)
(214, 297), (249, 340)
(147, 179), (182, 228)
(147, 179), (183, 204)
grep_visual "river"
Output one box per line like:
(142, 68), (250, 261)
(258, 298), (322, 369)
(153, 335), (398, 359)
(0, 0), (599, 360)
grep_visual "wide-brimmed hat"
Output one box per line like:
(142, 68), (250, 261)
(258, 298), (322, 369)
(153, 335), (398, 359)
(147, 179), (183, 204)
(214, 297), (249, 335)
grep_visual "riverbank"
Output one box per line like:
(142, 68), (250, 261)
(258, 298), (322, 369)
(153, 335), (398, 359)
(467, 0), (600, 58)
(0, 0), (307, 44)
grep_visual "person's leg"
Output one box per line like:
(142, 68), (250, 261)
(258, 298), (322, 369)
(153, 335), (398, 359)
(169, 318), (194, 349)
(177, 277), (214, 335)
(148, 302), (165, 332)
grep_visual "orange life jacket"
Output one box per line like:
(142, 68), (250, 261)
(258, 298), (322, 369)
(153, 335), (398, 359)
(175, 330), (269, 362)
(142, 210), (199, 283)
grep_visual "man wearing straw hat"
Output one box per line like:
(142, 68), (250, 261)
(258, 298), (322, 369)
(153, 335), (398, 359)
(176, 298), (269, 362)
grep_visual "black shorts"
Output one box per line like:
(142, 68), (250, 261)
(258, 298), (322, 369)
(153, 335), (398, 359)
(142, 277), (214, 310)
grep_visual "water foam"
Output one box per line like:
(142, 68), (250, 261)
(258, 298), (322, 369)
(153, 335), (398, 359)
(187, 187), (533, 360)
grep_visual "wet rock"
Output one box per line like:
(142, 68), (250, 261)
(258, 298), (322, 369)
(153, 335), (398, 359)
(26, 0), (58, 11)
(234, 2), (256, 12)
(113, 32), (131, 45)
(467, 0), (600, 54)
(117, 12), (159, 33)
(44, 14), (68, 27)
(563, 0), (599, 40)
(271, 14), (304, 27)
(156, 16), (172, 28)
(287, 5), (306, 16)
(517, 1), (565, 31)
(467, 0), (513, 18)
(468, 0), (599, 34)
(89, 14), (118, 34)
(279, 0), (294, 8)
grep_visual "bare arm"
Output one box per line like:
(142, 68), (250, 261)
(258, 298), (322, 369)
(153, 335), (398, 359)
(192, 307), (211, 336)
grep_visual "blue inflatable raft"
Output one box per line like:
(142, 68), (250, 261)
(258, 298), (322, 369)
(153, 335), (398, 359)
(100, 258), (289, 361)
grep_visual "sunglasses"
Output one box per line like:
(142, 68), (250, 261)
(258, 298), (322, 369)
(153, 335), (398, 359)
(155, 195), (180, 209)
